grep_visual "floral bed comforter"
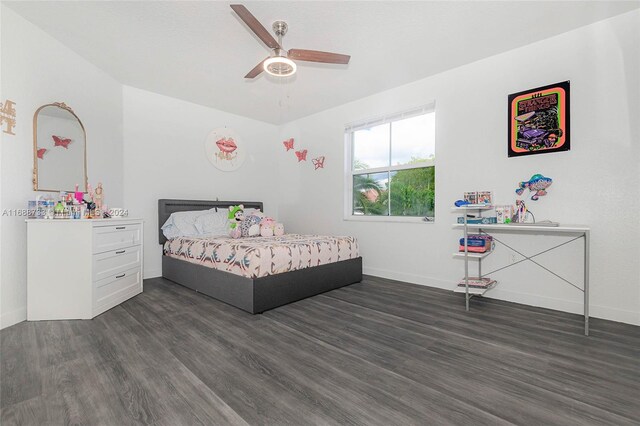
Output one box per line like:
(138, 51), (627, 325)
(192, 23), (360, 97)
(163, 234), (360, 279)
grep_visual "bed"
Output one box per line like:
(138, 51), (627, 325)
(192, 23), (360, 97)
(159, 199), (363, 314)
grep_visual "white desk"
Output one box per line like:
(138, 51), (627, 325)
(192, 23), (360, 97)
(453, 223), (590, 335)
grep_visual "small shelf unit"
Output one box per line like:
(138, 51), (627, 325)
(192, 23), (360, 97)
(452, 205), (496, 310)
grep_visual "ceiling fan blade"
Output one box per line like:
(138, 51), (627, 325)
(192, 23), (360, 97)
(288, 49), (350, 64)
(230, 4), (281, 50)
(245, 57), (269, 78)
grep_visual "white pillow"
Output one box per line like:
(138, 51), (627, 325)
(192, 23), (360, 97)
(161, 210), (208, 239)
(194, 210), (231, 236)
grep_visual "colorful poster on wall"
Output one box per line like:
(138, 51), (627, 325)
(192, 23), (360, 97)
(508, 81), (570, 157)
(204, 127), (246, 171)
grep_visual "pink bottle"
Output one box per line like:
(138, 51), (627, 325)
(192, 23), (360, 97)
(74, 184), (84, 204)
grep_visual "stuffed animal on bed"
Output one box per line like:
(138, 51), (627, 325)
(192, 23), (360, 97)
(259, 217), (276, 237)
(273, 223), (285, 236)
(228, 205), (244, 238)
(240, 212), (264, 237)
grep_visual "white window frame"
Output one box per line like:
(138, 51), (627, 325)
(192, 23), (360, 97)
(344, 104), (436, 223)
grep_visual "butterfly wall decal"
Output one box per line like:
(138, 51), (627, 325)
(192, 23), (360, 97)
(312, 156), (325, 170)
(52, 135), (72, 149)
(295, 149), (307, 162)
(37, 148), (47, 159)
(283, 138), (295, 152)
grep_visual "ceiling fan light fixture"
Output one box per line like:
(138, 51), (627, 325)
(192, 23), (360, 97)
(264, 56), (296, 77)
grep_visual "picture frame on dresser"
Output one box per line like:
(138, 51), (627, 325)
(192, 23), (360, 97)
(26, 218), (144, 320)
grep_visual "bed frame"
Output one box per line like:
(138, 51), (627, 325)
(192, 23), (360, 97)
(158, 199), (363, 314)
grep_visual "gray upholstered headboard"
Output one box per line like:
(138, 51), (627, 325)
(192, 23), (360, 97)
(158, 199), (263, 245)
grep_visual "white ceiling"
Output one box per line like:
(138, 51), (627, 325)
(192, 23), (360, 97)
(6, 1), (639, 124)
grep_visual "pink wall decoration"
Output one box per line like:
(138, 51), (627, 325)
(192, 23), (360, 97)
(0, 99), (16, 135)
(283, 137), (324, 169)
(52, 135), (72, 148)
(312, 156), (325, 170)
(204, 127), (247, 172)
(283, 138), (294, 151)
(37, 148), (47, 159)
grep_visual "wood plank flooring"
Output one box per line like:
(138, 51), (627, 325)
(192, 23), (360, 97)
(2, 275), (639, 425)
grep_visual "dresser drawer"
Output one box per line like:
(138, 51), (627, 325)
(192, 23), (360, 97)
(93, 245), (142, 282)
(93, 223), (141, 253)
(93, 267), (142, 316)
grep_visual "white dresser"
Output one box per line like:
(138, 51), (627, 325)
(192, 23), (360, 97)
(26, 218), (144, 320)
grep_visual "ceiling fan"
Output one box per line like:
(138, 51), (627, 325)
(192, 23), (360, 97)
(231, 4), (351, 78)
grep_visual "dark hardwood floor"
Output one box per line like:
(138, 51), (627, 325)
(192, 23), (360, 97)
(2, 276), (639, 425)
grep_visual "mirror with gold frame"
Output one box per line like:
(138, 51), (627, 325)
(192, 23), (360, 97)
(33, 102), (87, 192)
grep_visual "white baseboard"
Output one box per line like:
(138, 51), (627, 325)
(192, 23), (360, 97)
(363, 266), (453, 290)
(0, 307), (26, 330)
(363, 266), (640, 326)
(144, 268), (162, 279)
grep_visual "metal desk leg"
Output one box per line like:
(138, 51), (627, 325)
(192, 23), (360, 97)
(464, 216), (469, 311)
(584, 230), (590, 336)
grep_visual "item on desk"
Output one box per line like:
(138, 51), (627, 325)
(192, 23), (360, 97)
(515, 173), (553, 201)
(477, 191), (493, 204)
(463, 192), (477, 204)
(511, 199), (535, 223)
(459, 245), (489, 253)
(509, 220), (560, 227)
(495, 205), (514, 224)
(459, 235), (492, 246)
(457, 216), (497, 224)
(459, 235), (493, 252)
(459, 238), (487, 248)
(457, 277), (496, 289)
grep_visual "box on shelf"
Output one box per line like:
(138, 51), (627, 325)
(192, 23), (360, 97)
(458, 236), (492, 253)
(495, 205), (514, 224)
(457, 216), (497, 224)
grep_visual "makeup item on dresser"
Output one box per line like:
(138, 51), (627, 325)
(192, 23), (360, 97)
(54, 200), (65, 219)
(94, 183), (104, 217)
(74, 184), (84, 204)
(43, 201), (54, 219)
(86, 201), (96, 218)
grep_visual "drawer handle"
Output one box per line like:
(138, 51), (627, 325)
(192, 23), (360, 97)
(115, 226), (126, 230)
(115, 250), (126, 254)
(115, 273), (126, 279)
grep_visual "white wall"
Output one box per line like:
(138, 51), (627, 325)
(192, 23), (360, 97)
(122, 86), (280, 278)
(0, 6), (124, 328)
(278, 10), (640, 325)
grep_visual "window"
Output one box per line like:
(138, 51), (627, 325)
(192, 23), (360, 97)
(345, 106), (435, 221)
